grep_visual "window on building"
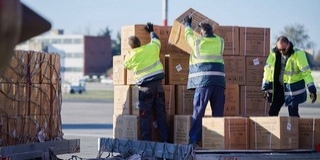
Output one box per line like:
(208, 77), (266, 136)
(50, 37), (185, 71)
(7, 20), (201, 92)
(65, 67), (83, 72)
(65, 52), (83, 58)
(73, 38), (82, 44)
(63, 39), (73, 44)
(51, 39), (62, 44)
(73, 53), (83, 58)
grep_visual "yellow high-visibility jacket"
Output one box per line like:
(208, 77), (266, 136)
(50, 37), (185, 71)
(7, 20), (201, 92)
(185, 26), (226, 89)
(124, 33), (164, 85)
(262, 48), (317, 105)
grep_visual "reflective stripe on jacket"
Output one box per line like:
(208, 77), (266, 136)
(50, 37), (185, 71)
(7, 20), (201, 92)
(185, 26), (226, 89)
(261, 48), (316, 105)
(124, 33), (164, 85)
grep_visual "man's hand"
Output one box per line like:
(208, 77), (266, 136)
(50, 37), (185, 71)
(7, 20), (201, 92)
(310, 92), (317, 103)
(144, 22), (153, 33)
(184, 15), (192, 25)
(262, 91), (269, 100)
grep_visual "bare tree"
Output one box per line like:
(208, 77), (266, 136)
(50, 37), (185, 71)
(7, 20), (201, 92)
(275, 23), (315, 50)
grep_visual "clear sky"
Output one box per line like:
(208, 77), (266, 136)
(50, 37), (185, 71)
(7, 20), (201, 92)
(21, 0), (320, 53)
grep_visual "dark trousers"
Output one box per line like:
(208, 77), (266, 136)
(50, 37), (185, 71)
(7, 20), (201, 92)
(138, 80), (169, 142)
(269, 85), (300, 117)
(189, 85), (225, 143)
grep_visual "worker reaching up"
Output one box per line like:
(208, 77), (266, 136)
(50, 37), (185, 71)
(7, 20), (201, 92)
(124, 22), (169, 142)
(183, 15), (226, 147)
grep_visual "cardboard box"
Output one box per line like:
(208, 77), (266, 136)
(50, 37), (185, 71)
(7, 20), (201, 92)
(202, 117), (249, 150)
(245, 56), (267, 85)
(168, 8), (219, 54)
(224, 56), (245, 85)
(113, 85), (131, 115)
(121, 25), (183, 54)
(215, 26), (240, 55)
(113, 115), (139, 140)
(249, 116), (299, 150)
(239, 27), (270, 56)
(167, 54), (189, 85)
(0, 51), (28, 83)
(174, 115), (192, 144)
(121, 25), (159, 54)
(298, 118), (320, 149)
(240, 85), (269, 116)
(205, 84), (239, 116)
(113, 55), (126, 85)
(175, 85), (194, 115)
(163, 85), (175, 115)
(0, 83), (27, 117)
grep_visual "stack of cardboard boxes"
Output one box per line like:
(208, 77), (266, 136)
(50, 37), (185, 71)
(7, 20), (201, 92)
(112, 8), (320, 151)
(0, 51), (63, 146)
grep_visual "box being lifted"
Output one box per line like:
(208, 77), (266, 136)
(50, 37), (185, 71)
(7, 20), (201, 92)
(168, 8), (219, 54)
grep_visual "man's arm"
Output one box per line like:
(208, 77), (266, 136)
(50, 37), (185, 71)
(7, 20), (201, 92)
(184, 15), (196, 52)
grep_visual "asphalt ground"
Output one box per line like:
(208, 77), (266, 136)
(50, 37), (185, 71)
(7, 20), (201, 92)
(57, 83), (320, 159)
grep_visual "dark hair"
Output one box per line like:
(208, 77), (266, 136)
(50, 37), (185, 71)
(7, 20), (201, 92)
(128, 36), (141, 49)
(277, 36), (289, 43)
(198, 23), (213, 35)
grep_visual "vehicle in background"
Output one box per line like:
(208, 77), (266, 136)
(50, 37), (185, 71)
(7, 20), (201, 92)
(100, 77), (113, 84)
(62, 79), (86, 94)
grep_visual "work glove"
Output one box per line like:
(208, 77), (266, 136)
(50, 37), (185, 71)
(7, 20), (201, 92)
(144, 22), (154, 33)
(310, 92), (317, 103)
(184, 15), (192, 25)
(262, 90), (269, 100)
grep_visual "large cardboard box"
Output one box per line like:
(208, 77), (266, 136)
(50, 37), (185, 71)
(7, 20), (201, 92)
(298, 118), (320, 149)
(202, 117), (249, 150)
(240, 85), (269, 116)
(224, 56), (245, 85)
(121, 25), (181, 54)
(174, 115), (192, 144)
(167, 54), (189, 85)
(113, 55), (126, 85)
(163, 85), (176, 115)
(158, 26), (185, 54)
(113, 115), (139, 140)
(249, 116), (299, 150)
(205, 84), (239, 116)
(215, 26), (240, 55)
(175, 85), (194, 115)
(0, 51), (28, 83)
(239, 27), (270, 56)
(113, 85), (131, 115)
(131, 85), (175, 116)
(168, 8), (219, 54)
(121, 25), (159, 54)
(245, 56), (267, 85)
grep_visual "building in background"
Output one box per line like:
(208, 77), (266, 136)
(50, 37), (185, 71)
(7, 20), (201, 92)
(16, 29), (112, 83)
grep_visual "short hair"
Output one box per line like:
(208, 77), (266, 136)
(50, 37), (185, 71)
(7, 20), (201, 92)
(277, 36), (289, 44)
(198, 23), (213, 35)
(128, 36), (141, 49)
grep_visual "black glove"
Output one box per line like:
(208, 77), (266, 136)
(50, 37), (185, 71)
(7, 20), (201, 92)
(184, 15), (192, 25)
(262, 90), (269, 100)
(310, 92), (317, 103)
(145, 22), (154, 33)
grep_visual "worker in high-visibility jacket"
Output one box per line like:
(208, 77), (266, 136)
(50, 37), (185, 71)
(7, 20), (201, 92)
(262, 36), (317, 117)
(183, 16), (226, 146)
(124, 22), (169, 142)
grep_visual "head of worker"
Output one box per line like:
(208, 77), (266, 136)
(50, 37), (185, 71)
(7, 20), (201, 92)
(276, 36), (292, 56)
(198, 22), (214, 37)
(128, 36), (141, 49)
